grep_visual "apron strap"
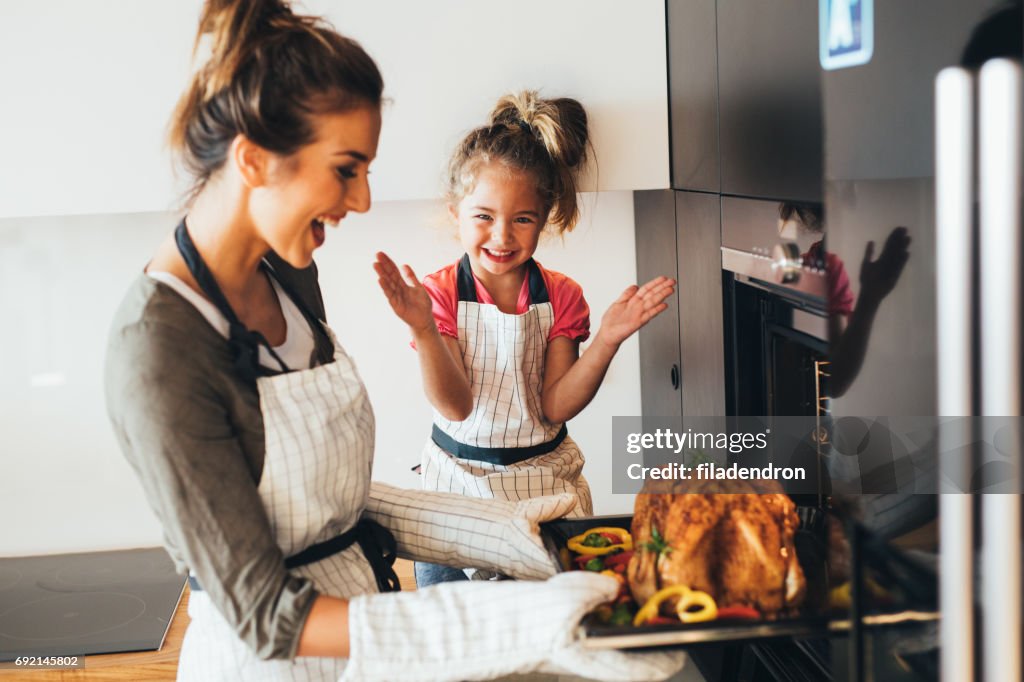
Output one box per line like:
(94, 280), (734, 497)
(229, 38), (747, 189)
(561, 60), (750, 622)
(456, 254), (478, 302)
(431, 424), (568, 465)
(455, 254), (550, 304)
(260, 260), (335, 367)
(189, 519), (400, 594)
(525, 258), (549, 304)
(174, 220), (290, 380)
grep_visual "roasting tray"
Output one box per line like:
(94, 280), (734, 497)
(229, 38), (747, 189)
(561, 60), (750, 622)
(540, 514), (940, 650)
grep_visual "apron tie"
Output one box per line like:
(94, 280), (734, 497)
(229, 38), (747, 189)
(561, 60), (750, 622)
(431, 424), (568, 465)
(190, 519), (400, 594)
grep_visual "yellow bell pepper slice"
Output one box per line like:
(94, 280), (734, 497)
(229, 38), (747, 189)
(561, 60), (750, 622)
(566, 527), (634, 556)
(633, 585), (691, 626)
(676, 589), (718, 623)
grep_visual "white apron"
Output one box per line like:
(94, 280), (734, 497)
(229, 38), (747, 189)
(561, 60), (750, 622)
(420, 255), (593, 517)
(171, 222), (386, 681)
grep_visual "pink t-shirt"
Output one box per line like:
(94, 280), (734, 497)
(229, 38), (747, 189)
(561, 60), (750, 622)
(421, 259), (591, 342)
(804, 241), (855, 317)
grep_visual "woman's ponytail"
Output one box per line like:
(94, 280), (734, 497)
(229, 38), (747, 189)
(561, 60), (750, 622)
(168, 0), (383, 204)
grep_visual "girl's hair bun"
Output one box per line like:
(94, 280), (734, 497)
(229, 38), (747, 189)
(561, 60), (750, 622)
(489, 91), (589, 171)
(447, 90), (592, 233)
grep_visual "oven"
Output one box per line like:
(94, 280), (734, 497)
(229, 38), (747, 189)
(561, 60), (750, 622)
(721, 197), (832, 422)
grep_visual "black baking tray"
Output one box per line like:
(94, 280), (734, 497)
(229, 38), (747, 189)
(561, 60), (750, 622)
(540, 513), (939, 650)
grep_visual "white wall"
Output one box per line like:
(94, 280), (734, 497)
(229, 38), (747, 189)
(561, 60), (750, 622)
(0, 193), (641, 555)
(0, 0), (668, 218)
(0, 0), (663, 555)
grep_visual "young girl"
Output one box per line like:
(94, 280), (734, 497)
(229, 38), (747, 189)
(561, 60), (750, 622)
(375, 91), (676, 586)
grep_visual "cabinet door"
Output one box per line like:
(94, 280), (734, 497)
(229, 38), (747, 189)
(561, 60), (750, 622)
(717, 0), (823, 202)
(634, 190), (683, 418)
(667, 0), (719, 192)
(676, 190), (726, 416)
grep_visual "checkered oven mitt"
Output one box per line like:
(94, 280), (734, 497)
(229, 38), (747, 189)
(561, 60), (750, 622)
(340, 571), (685, 682)
(362, 482), (575, 580)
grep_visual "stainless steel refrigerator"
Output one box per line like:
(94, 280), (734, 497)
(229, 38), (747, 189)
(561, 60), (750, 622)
(821, 2), (1022, 680)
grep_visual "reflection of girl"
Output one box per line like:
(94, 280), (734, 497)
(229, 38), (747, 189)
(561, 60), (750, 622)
(778, 202), (854, 321)
(104, 2), (681, 680)
(375, 92), (675, 587)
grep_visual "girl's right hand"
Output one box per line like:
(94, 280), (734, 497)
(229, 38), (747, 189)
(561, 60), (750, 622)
(373, 252), (435, 334)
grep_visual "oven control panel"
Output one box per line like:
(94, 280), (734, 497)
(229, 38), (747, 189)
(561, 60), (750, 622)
(720, 197), (831, 302)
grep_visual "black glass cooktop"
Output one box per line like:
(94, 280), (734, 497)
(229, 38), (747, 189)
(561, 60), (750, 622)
(0, 547), (186, 660)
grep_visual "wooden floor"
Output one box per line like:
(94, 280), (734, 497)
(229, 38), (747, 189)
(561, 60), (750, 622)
(0, 559), (417, 681)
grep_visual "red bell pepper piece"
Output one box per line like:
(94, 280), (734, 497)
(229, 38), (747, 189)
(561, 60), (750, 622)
(716, 605), (761, 620)
(603, 550), (635, 568)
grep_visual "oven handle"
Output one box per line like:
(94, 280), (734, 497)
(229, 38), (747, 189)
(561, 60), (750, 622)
(935, 64), (975, 682)
(978, 58), (1023, 682)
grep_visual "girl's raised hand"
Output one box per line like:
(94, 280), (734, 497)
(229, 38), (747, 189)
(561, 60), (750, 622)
(596, 276), (676, 347)
(373, 252), (435, 334)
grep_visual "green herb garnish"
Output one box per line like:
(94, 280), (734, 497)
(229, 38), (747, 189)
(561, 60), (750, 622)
(643, 524), (672, 556)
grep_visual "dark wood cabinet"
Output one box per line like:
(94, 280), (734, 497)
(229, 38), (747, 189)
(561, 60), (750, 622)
(667, 0), (720, 193)
(717, 0), (823, 202)
(634, 190), (725, 418)
(634, 190), (683, 418)
(675, 190), (726, 417)
(667, 0), (823, 202)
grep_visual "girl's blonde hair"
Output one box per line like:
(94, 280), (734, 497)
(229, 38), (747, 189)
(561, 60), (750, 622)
(168, 0), (383, 203)
(445, 91), (591, 234)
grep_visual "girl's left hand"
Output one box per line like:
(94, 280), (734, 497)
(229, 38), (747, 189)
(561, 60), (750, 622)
(597, 276), (676, 347)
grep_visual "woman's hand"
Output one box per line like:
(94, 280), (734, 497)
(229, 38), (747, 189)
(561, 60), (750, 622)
(595, 276), (676, 348)
(373, 252), (435, 333)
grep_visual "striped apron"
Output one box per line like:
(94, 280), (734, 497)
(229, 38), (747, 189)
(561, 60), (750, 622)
(172, 222), (395, 681)
(420, 255), (593, 517)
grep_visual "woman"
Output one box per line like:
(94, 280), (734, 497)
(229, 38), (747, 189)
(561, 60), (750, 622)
(104, 1), (682, 680)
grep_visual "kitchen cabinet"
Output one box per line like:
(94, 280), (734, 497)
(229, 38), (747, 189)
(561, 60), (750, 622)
(635, 190), (683, 418)
(676, 190), (726, 417)
(667, 0), (719, 193)
(717, 0), (823, 202)
(666, 0), (823, 202)
(634, 189), (725, 418)
(2, 0), (669, 218)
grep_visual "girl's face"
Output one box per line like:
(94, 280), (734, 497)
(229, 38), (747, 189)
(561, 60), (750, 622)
(251, 104), (382, 268)
(451, 162), (546, 283)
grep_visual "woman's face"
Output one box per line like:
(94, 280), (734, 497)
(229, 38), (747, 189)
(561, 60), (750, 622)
(451, 162), (546, 283)
(252, 104), (382, 268)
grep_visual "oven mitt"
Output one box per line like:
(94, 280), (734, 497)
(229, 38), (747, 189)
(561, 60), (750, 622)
(363, 482), (574, 580)
(340, 571), (685, 682)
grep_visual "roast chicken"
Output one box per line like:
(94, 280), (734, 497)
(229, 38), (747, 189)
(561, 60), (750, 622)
(627, 478), (806, 618)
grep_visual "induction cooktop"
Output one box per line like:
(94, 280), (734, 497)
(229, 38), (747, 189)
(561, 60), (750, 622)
(0, 547), (186, 660)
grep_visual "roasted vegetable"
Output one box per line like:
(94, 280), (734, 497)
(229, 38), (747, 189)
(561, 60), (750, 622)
(567, 527), (633, 556)
(676, 590), (718, 623)
(633, 585), (692, 626)
(716, 605), (761, 620)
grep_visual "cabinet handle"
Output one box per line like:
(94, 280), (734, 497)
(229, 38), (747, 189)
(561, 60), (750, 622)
(670, 364), (680, 390)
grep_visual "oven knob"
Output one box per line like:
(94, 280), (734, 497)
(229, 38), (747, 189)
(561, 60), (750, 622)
(770, 242), (802, 284)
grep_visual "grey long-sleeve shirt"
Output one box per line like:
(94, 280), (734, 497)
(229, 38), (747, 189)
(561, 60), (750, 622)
(104, 254), (335, 660)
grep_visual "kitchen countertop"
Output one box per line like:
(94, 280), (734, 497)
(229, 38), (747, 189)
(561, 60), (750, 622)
(0, 560), (704, 682)
(0, 559), (417, 681)
(0, 584), (189, 682)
